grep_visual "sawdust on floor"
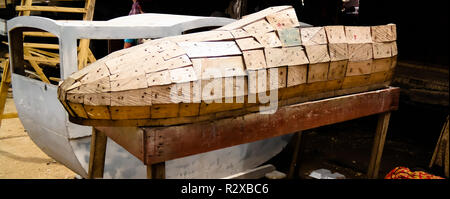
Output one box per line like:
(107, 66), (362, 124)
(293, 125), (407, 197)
(0, 98), (76, 179)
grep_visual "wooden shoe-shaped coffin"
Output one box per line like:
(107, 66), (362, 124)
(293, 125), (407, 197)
(58, 5), (398, 127)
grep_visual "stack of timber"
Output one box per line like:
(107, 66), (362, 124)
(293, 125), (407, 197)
(58, 6), (398, 127)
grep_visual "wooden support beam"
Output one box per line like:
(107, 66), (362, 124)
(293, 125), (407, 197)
(0, 59), (14, 127)
(146, 162), (166, 179)
(367, 112), (391, 179)
(143, 87), (399, 165)
(1, 113), (19, 119)
(288, 131), (303, 179)
(23, 49), (50, 83)
(88, 127), (107, 179)
(16, 6), (88, 13)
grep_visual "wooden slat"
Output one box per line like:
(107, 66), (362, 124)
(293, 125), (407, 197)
(87, 128), (107, 179)
(143, 87), (400, 164)
(23, 32), (56, 37)
(218, 6), (292, 30)
(23, 43), (59, 50)
(301, 27), (327, 46)
(367, 112), (391, 179)
(242, 50), (267, 70)
(328, 60), (348, 80)
(304, 45), (331, 64)
(278, 27), (302, 47)
(178, 41), (242, 58)
(308, 62), (329, 83)
(16, 6), (88, 13)
(1, 113), (19, 119)
(287, 65), (307, 87)
(266, 8), (299, 30)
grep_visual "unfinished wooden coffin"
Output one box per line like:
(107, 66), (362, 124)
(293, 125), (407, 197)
(58, 6), (398, 126)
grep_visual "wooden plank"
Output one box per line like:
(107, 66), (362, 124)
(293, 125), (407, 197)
(324, 26), (347, 43)
(342, 74), (371, 89)
(109, 67), (145, 82)
(87, 128), (107, 179)
(23, 49), (50, 83)
(151, 84), (175, 104)
(243, 19), (275, 35)
(304, 45), (331, 64)
(373, 42), (393, 59)
(265, 47), (309, 68)
(307, 62), (329, 83)
(19, 0), (33, 16)
(301, 27), (327, 46)
(67, 92), (84, 104)
(371, 25), (395, 42)
(199, 102), (244, 115)
(372, 58), (392, 73)
(147, 162), (166, 179)
(23, 43), (59, 49)
(110, 88), (152, 106)
(200, 78), (224, 102)
(194, 56), (247, 77)
(110, 106), (151, 120)
(85, 105), (111, 120)
(110, 74), (147, 92)
(254, 32), (282, 48)
(151, 104), (179, 119)
(287, 65), (307, 87)
(348, 43), (373, 61)
(1, 113), (19, 119)
(80, 64), (110, 84)
(389, 24), (397, 41)
(367, 112), (391, 179)
(243, 50), (267, 70)
(268, 66), (287, 89)
(167, 31), (233, 43)
(146, 70), (172, 86)
(230, 29), (251, 39)
(84, 93), (110, 106)
(143, 87), (400, 164)
(179, 103), (200, 117)
(235, 37), (264, 51)
(328, 60), (348, 80)
(288, 132), (303, 179)
(169, 66), (197, 83)
(247, 70), (267, 94)
(346, 60), (373, 76)
(16, 6), (87, 13)
(218, 6), (292, 30)
(345, 26), (372, 44)
(165, 55), (192, 70)
(391, 42), (398, 56)
(328, 43), (348, 61)
(68, 103), (88, 118)
(278, 28), (302, 47)
(266, 8), (300, 30)
(169, 82), (192, 103)
(178, 41), (242, 58)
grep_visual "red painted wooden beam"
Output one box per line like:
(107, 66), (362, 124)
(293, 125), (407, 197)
(143, 87), (400, 164)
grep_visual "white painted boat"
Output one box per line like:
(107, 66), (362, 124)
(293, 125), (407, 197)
(7, 13), (305, 178)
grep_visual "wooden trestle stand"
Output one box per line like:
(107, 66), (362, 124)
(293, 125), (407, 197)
(88, 87), (399, 179)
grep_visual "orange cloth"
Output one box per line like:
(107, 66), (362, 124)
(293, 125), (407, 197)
(385, 167), (444, 179)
